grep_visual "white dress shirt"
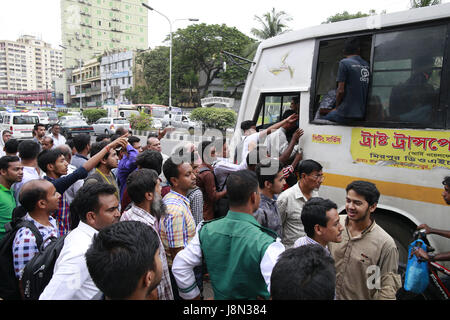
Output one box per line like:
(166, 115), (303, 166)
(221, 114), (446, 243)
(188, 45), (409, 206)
(39, 221), (100, 300)
(13, 166), (46, 204)
(49, 133), (66, 147)
(171, 223), (285, 300)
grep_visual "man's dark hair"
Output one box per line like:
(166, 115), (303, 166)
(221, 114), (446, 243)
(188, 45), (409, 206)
(301, 197), (338, 238)
(110, 134), (120, 142)
(346, 180), (380, 206)
(226, 170), (259, 207)
(90, 141), (110, 167)
(128, 136), (140, 147)
(115, 127), (128, 136)
(70, 182), (118, 223)
(85, 221), (160, 300)
(33, 123), (45, 132)
(127, 169), (159, 204)
(136, 150), (163, 175)
(2, 130), (12, 136)
(255, 158), (284, 189)
(163, 157), (183, 186)
(37, 149), (64, 173)
(4, 138), (20, 154)
(18, 140), (41, 161)
(96, 134), (110, 142)
(19, 179), (49, 213)
(197, 140), (214, 163)
(271, 245), (336, 300)
(443, 176), (450, 187)
(292, 96), (299, 104)
(66, 138), (74, 150)
(343, 37), (360, 55)
(73, 133), (91, 153)
(281, 109), (296, 121)
(240, 120), (256, 131)
(0, 155), (20, 170)
(297, 159), (323, 177)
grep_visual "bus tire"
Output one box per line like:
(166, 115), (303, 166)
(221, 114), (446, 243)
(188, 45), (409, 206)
(372, 209), (416, 275)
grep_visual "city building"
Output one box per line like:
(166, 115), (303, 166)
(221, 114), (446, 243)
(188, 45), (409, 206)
(101, 50), (134, 104)
(0, 35), (63, 91)
(61, 0), (148, 69)
(69, 58), (102, 108)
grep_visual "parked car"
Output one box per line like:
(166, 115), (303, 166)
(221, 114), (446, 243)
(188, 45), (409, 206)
(46, 110), (59, 125)
(28, 111), (50, 127)
(161, 114), (198, 132)
(59, 119), (94, 138)
(92, 117), (131, 135)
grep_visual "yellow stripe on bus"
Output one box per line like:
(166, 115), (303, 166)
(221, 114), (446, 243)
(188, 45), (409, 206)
(323, 173), (444, 205)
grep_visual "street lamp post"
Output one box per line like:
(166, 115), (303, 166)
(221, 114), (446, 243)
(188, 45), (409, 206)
(141, 2), (198, 125)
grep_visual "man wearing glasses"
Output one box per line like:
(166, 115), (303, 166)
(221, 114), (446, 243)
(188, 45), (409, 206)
(277, 159), (324, 248)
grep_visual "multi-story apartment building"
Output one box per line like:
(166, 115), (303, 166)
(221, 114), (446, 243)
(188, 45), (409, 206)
(101, 50), (134, 104)
(61, 0), (148, 69)
(0, 35), (63, 91)
(69, 58), (102, 107)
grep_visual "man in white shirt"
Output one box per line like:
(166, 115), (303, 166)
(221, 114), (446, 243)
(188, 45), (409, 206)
(39, 183), (120, 300)
(49, 124), (66, 147)
(13, 140), (45, 204)
(277, 159), (324, 248)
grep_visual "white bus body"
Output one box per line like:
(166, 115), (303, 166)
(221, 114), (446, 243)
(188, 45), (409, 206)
(233, 4), (450, 267)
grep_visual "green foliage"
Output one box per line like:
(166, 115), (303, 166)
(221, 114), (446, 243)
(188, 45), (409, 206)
(129, 111), (153, 131)
(410, 0), (441, 8)
(57, 111), (68, 118)
(251, 8), (292, 40)
(83, 109), (107, 123)
(190, 107), (236, 131)
(323, 10), (381, 23)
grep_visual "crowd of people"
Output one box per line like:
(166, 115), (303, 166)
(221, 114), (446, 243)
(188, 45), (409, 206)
(0, 103), (449, 301)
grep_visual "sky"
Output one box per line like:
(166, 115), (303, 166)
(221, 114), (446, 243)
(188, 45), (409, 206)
(0, 0), (448, 49)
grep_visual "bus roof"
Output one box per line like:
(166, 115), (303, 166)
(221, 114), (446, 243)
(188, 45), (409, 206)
(258, 3), (450, 53)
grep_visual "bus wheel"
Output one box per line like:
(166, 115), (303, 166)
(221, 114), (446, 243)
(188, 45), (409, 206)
(372, 209), (416, 276)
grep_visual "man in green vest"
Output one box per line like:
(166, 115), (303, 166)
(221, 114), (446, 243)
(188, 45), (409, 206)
(0, 156), (23, 240)
(172, 169), (285, 300)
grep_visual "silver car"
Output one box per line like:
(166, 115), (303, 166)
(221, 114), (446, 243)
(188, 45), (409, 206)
(92, 117), (131, 135)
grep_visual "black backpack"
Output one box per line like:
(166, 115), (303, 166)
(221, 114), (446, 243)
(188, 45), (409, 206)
(21, 233), (67, 300)
(0, 218), (43, 300)
(198, 167), (230, 219)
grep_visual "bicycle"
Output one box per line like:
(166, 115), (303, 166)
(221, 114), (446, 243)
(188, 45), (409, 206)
(397, 229), (450, 300)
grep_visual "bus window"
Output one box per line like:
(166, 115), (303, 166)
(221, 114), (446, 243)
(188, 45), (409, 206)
(255, 93), (299, 129)
(368, 25), (447, 127)
(312, 35), (372, 122)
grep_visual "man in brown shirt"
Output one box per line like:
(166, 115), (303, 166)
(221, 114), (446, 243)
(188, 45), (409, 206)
(196, 140), (226, 221)
(328, 180), (401, 300)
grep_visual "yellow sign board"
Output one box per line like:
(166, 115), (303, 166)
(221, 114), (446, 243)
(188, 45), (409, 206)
(312, 134), (342, 145)
(351, 128), (450, 170)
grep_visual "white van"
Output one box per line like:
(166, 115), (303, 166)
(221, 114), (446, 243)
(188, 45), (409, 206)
(233, 4), (450, 268)
(0, 112), (40, 139)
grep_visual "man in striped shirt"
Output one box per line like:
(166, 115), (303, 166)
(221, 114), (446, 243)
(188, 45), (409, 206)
(160, 157), (197, 299)
(293, 197), (343, 253)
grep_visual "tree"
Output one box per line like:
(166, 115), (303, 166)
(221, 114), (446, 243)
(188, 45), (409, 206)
(190, 107), (237, 132)
(129, 111), (153, 131)
(251, 8), (292, 40)
(410, 0), (441, 8)
(323, 10), (383, 23)
(172, 23), (254, 105)
(83, 109), (107, 124)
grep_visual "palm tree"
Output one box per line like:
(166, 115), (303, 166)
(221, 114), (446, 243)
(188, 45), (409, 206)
(251, 8), (292, 40)
(410, 0), (441, 8)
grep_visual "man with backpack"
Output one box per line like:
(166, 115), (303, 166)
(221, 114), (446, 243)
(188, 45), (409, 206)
(39, 183), (120, 300)
(4, 179), (61, 298)
(196, 140), (227, 221)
